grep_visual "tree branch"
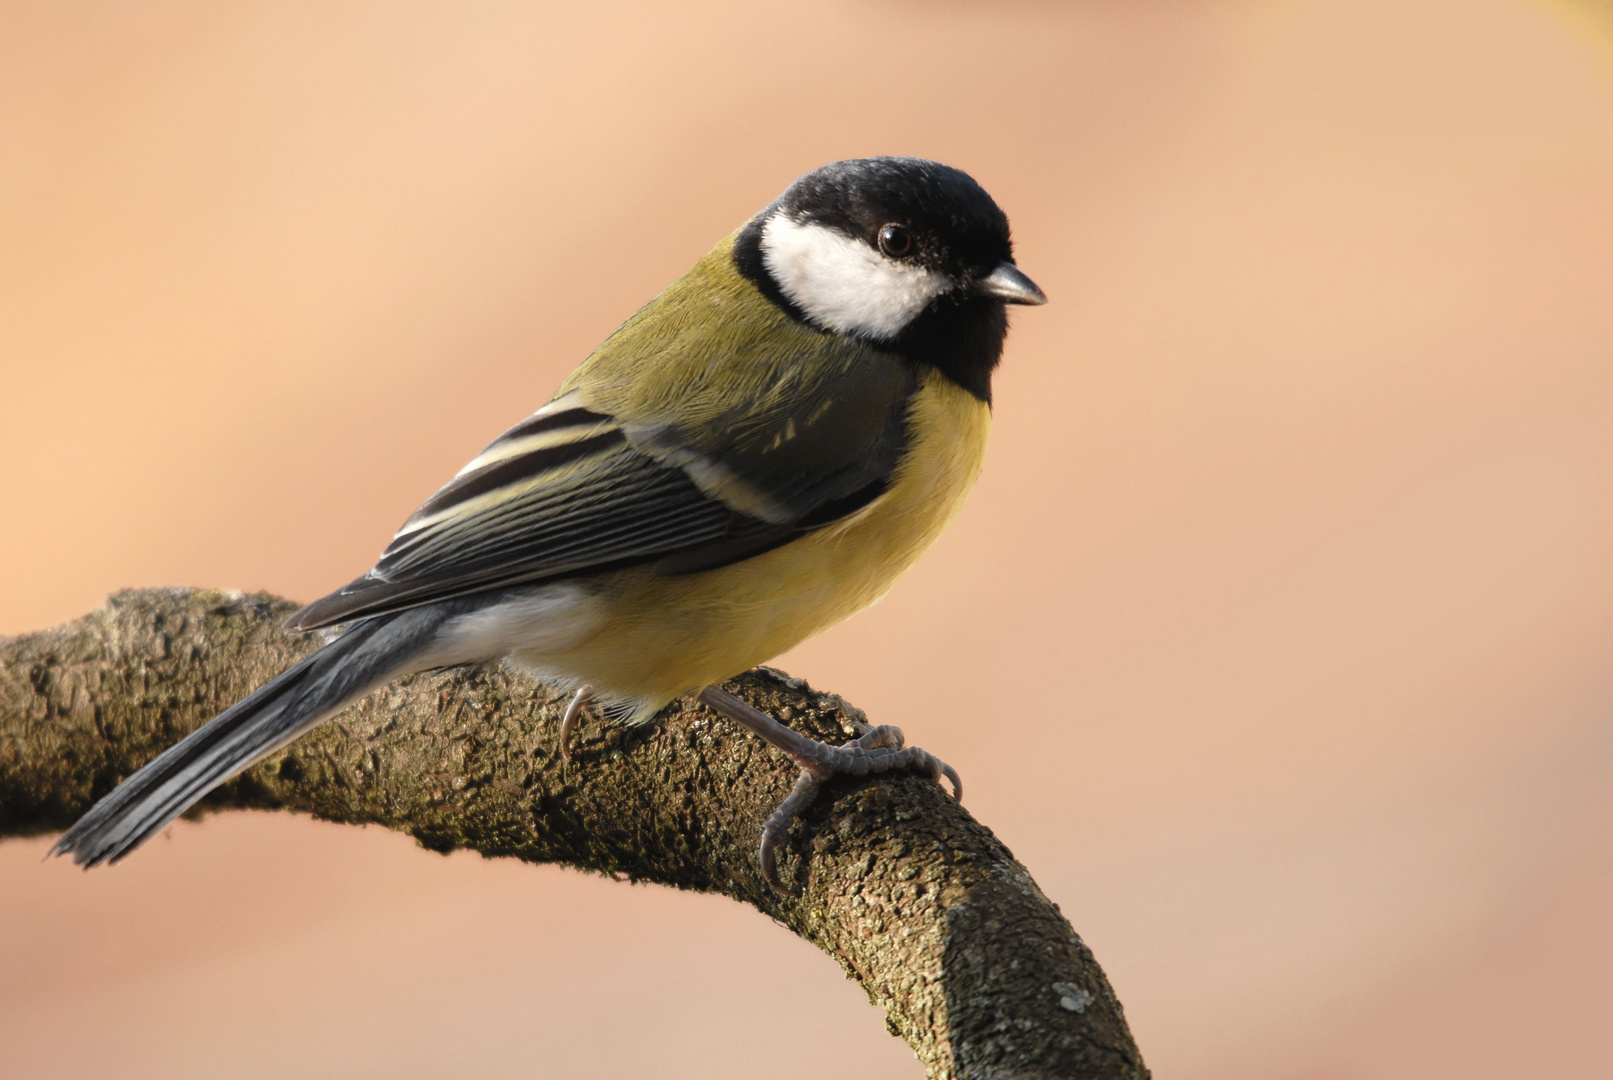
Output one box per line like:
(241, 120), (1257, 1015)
(0, 588), (1148, 1080)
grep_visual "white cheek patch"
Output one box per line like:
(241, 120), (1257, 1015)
(760, 214), (952, 340)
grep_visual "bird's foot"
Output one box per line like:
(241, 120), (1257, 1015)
(697, 685), (961, 889)
(558, 684), (594, 761)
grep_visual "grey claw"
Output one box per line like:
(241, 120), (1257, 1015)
(559, 685), (593, 762)
(759, 771), (822, 889)
(697, 685), (964, 891)
(853, 724), (905, 751)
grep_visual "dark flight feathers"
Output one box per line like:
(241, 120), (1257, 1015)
(287, 361), (918, 631)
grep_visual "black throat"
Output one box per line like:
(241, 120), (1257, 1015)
(888, 294), (1007, 405)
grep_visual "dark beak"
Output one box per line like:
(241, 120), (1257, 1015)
(972, 261), (1047, 305)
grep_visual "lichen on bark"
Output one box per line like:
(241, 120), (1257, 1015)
(0, 587), (1148, 1080)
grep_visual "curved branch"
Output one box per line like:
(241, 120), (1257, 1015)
(0, 588), (1148, 1080)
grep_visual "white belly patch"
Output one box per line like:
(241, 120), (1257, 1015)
(424, 583), (604, 668)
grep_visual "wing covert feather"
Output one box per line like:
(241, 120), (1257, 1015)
(288, 242), (922, 632)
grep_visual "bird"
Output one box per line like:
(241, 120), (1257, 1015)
(51, 156), (1046, 886)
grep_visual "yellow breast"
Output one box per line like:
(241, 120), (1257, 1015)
(518, 369), (991, 717)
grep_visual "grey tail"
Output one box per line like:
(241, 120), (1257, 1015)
(51, 605), (449, 867)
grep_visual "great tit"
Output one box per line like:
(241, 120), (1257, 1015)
(52, 157), (1046, 883)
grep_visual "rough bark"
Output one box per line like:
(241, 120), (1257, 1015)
(0, 587), (1148, 1080)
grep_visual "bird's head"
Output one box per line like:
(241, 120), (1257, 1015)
(735, 157), (1045, 401)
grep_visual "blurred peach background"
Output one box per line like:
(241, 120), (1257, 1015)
(4, 1), (1613, 1077)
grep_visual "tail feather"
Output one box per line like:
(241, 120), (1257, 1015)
(52, 607), (448, 867)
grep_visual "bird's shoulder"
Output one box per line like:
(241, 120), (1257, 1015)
(557, 232), (922, 521)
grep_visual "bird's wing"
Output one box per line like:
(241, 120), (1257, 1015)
(285, 354), (919, 632)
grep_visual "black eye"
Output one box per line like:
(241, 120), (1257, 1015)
(878, 224), (913, 258)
